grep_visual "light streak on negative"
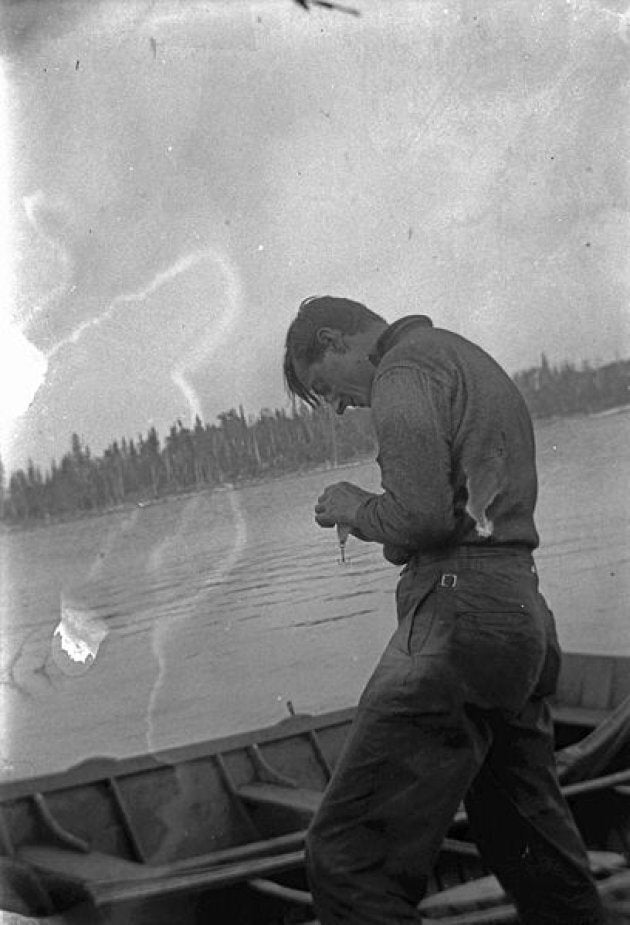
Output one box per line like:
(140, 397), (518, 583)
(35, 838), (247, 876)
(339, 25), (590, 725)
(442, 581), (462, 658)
(45, 245), (244, 432)
(0, 68), (48, 453)
(46, 250), (214, 361)
(21, 190), (75, 329)
(170, 244), (243, 426)
(109, 244), (247, 754)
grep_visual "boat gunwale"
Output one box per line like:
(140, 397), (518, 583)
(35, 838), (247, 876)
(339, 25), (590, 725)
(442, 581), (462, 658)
(1, 649), (628, 802)
(0, 707), (356, 802)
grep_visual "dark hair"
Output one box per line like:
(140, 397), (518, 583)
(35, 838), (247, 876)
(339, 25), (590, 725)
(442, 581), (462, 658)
(283, 296), (385, 406)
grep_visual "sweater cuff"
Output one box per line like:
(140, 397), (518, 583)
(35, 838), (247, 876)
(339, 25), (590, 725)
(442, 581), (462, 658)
(354, 497), (381, 543)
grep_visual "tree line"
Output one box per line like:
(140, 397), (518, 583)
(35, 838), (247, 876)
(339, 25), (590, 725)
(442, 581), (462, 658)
(0, 404), (375, 524)
(1, 355), (628, 526)
(513, 355), (630, 419)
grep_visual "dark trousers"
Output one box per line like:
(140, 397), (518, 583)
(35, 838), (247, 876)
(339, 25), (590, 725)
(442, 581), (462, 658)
(305, 551), (606, 924)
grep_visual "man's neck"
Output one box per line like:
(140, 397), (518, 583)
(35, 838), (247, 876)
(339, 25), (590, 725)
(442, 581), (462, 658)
(368, 315), (433, 366)
(352, 322), (388, 357)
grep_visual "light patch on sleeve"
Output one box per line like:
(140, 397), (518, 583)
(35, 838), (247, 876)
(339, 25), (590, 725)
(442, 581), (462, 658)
(465, 455), (507, 538)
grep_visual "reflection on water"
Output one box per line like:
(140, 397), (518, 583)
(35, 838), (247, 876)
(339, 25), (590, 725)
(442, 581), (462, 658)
(0, 412), (628, 779)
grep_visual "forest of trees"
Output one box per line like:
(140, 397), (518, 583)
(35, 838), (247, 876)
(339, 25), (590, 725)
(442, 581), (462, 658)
(1, 355), (628, 526)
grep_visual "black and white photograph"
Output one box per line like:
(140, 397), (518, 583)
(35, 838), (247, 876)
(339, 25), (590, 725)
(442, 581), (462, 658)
(0, 0), (629, 922)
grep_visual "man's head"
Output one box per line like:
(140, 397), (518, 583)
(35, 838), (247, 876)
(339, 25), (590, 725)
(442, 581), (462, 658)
(283, 296), (387, 414)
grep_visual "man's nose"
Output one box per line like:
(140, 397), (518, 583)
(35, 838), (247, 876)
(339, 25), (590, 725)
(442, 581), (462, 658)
(332, 397), (346, 415)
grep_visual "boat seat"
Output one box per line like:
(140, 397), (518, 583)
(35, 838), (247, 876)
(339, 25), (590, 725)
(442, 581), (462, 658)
(236, 752), (628, 826)
(418, 866), (630, 924)
(236, 785), (464, 832)
(418, 850), (626, 920)
(550, 703), (610, 729)
(17, 844), (306, 909)
(0, 913), (69, 925)
(237, 783), (323, 817)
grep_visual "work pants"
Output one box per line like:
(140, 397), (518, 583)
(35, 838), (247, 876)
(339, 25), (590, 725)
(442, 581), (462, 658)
(305, 551), (606, 924)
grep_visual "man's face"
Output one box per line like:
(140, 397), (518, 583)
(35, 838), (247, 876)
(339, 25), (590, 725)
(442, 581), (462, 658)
(297, 337), (375, 414)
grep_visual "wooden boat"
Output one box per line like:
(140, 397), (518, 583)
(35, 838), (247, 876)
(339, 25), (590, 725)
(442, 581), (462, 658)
(1, 650), (629, 924)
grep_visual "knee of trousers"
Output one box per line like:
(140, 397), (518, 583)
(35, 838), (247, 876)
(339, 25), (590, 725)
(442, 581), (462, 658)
(304, 826), (329, 881)
(305, 824), (352, 889)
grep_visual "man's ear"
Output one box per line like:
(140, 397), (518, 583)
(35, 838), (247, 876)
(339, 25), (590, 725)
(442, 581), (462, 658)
(316, 327), (346, 352)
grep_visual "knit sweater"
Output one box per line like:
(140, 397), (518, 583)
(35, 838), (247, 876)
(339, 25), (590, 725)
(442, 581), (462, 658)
(353, 316), (540, 564)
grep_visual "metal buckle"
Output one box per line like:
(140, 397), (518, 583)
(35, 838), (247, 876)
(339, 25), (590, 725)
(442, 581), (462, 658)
(440, 573), (458, 589)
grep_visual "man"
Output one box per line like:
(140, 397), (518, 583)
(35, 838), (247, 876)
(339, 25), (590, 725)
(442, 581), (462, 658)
(282, 296), (605, 925)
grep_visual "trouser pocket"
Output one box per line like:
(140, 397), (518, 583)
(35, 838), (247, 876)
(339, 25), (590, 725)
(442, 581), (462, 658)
(395, 569), (442, 656)
(532, 598), (562, 698)
(451, 609), (546, 712)
(395, 572), (440, 655)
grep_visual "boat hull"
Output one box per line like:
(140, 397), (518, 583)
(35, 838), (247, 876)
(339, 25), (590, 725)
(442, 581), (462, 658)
(1, 651), (629, 923)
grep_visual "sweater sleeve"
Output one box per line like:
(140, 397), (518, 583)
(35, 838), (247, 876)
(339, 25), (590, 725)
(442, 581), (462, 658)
(353, 363), (456, 552)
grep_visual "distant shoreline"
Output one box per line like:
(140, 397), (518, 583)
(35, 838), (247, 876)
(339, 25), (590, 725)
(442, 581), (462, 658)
(588, 402), (630, 418)
(0, 456), (373, 535)
(3, 405), (629, 535)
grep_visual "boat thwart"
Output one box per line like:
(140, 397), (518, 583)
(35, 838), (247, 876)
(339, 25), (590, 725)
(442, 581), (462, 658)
(0, 651), (629, 923)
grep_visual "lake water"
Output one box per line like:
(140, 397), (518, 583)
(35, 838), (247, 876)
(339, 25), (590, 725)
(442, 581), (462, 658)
(1, 411), (629, 782)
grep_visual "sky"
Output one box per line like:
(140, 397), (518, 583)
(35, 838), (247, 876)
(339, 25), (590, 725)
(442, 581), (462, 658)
(1, 0), (629, 472)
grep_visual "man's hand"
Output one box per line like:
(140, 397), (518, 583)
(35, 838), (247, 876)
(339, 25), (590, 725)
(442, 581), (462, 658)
(314, 481), (375, 528)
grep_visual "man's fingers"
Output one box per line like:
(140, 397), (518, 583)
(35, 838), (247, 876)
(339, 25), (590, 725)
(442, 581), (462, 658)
(317, 482), (345, 502)
(314, 501), (335, 525)
(315, 514), (336, 528)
